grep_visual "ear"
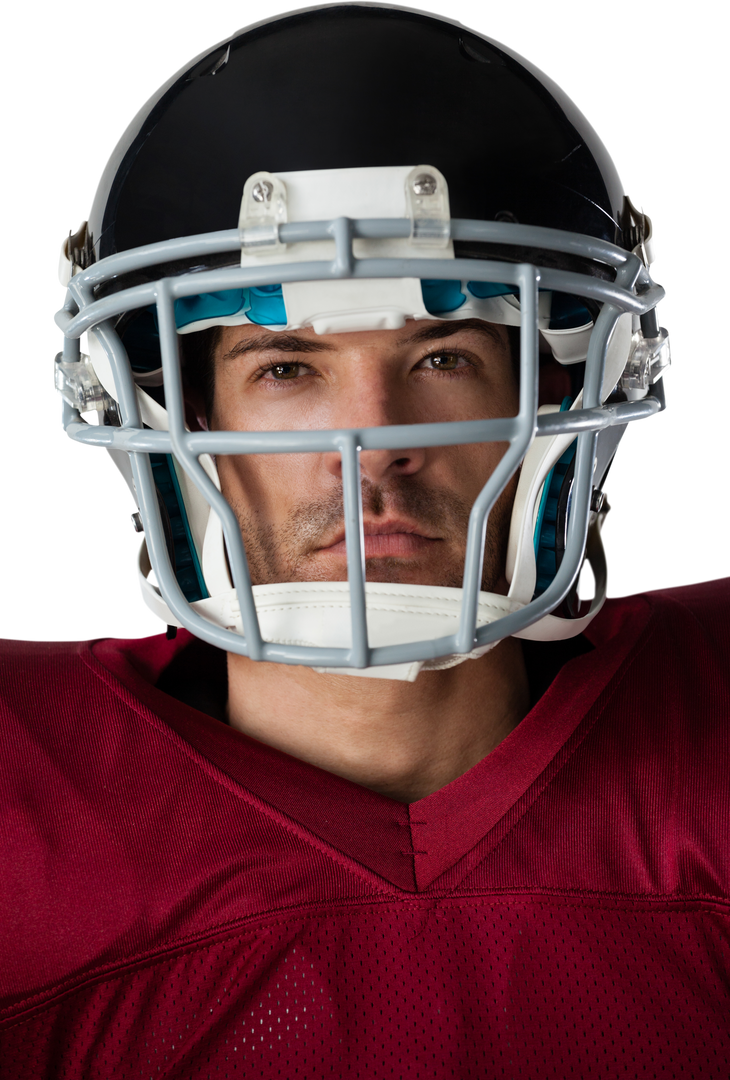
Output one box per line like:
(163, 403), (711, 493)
(183, 388), (208, 432)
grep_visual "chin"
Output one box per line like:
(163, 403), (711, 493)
(362, 560), (463, 588)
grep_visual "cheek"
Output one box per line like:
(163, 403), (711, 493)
(449, 440), (514, 494)
(215, 452), (327, 520)
(211, 367), (336, 434)
(210, 377), (319, 519)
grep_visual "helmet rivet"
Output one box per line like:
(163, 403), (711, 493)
(413, 173), (437, 196)
(131, 512), (144, 533)
(252, 180), (274, 203)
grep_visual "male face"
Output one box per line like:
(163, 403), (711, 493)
(207, 317), (520, 593)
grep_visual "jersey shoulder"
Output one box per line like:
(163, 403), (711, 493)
(599, 577), (730, 653)
(644, 576), (730, 617)
(638, 577), (730, 656)
(0, 638), (91, 708)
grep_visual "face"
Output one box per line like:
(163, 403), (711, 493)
(205, 317), (520, 592)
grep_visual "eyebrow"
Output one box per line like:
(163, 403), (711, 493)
(219, 317), (504, 363)
(220, 333), (336, 363)
(395, 318), (505, 349)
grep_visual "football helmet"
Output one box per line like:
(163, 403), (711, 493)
(55, 4), (669, 680)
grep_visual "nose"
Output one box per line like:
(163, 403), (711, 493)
(325, 437), (427, 485)
(322, 380), (427, 484)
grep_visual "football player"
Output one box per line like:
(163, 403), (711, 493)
(2, 6), (728, 1077)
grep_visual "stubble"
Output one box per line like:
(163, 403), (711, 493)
(229, 474), (514, 592)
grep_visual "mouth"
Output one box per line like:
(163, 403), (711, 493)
(318, 519), (442, 559)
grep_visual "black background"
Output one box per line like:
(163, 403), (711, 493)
(8, 4), (721, 635)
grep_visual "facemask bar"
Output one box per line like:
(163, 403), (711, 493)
(56, 217), (665, 668)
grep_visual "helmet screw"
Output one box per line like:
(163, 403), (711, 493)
(252, 180), (274, 203)
(590, 489), (606, 513)
(413, 173), (437, 196)
(131, 512), (144, 533)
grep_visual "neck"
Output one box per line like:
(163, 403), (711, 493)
(226, 638), (530, 802)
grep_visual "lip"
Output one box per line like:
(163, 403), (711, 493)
(318, 519), (441, 558)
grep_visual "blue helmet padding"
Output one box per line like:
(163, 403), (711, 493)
(149, 453), (208, 603)
(465, 281), (518, 300)
(173, 285), (287, 328)
(149, 280), (591, 351)
(420, 279), (467, 312)
(171, 280), (523, 331)
(533, 396), (576, 598)
(549, 292), (592, 330)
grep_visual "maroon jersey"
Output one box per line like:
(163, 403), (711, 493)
(1, 581), (729, 1078)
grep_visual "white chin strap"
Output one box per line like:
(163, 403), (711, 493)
(138, 544), (519, 681)
(248, 583), (518, 680)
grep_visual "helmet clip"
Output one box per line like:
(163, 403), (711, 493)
(405, 165), (451, 248)
(238, 170), (288, 255)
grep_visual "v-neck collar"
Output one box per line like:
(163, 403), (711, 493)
(90, 594), (653, 893)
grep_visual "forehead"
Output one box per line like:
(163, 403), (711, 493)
(215, 318), (510, 363)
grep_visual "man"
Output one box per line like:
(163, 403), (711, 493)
(1, 6), (728, 1078)
(196, 318), (528, 803)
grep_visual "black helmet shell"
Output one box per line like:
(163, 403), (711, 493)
(88, 4), (626, 264)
